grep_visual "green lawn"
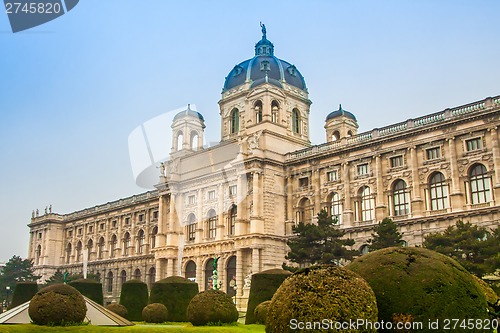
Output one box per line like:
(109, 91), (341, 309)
(0, 323), (265, 333)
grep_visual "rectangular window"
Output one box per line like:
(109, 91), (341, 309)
(38, 232), (42, 239)
(100, 223), (105, 230)
(357, 164), (369, 176)
(138, 214), (144, 222)
(426, 147), (441, 160)
(88, 226), (93, 233)
(327, 170), (338, 182)
(153, 211), (159, 219)
(208, 190), (216, 200)
(68, 230), (73, 237)
(188, 195), (196, 205)
(390, 156), (403, 168)
(112, 220), (117, 228)
(78, 228), (82, 235)
(466, 137), (482, 151)
(298, 177), (309, 188)
(229, 185), (237, 196)
(125, 218), (130, 225)
(188, 223), (196, 241)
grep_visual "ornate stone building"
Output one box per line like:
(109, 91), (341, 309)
(28, 27), (500, 308)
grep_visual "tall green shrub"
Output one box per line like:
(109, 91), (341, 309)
(69, 278), (103, 305)
(9, 282), (38, 309)
(149, 276), (199, 322)
(119, 279), (148, 321)
(245, 269), (291, 324)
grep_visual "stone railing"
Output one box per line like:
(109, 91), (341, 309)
(63, 190), (159, 221)
(286, 95), (498, 162)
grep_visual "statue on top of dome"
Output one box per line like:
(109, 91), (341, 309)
(260, 22), (266, 39)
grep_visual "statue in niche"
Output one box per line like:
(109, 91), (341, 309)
(244, 272), (252, 289)
(248, 131), (262, 154)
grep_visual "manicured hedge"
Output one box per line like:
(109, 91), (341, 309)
(142, 303), (169, 323)
(265, 265), (377, 333)
(187, 290), (238, 326)
(149, 276), (199, 322)
(245, 269), (291, 324)
(28, 284), (87, 326)
(119, 279), (148, 321)
(348, 247), (489, 333)
(69, 278), (103, 305)
(254, 300), (271, 324)
(105, 303), (128, 318)
(9, 282), (38, 309)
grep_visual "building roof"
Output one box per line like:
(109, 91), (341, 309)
(173, 104), (205, 122)
(326, 104), (357, 121)
(223, 25), (307, 92)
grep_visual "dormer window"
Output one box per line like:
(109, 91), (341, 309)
(260, 60), (270, 72)
(287, 65), (297, 77)
(233, 65), (243, 77)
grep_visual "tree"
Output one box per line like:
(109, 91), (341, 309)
(367, 217), (404, 251)
(285, 210), (356, 266)
(0, 255), (40, 306)
(423, 221), (500, 277)
(44, 270), (100, 286)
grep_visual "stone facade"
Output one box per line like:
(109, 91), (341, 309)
(28, 29), (500, 309)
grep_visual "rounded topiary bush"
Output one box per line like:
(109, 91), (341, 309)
(149, 275), (199, 322)
(105, 303), (128, 318)
(119, 279), (148, 321)
(69, 278), (103, 305)
(348, 247), (489, 333)
(472, 275), (498, 304)
(245, 269), (291, 324)
(187, 290), (238, 326)
(265, 265), (377, 333)
(142, 303), (169, 323)
(9, 282), (38, 309)
(254, 300), (271, 324)
(28, 284), (87, 326)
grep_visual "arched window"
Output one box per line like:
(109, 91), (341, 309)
(230, 108), (239, 134)
(469, 164), (491, 204)
(292, 108), (300, 134)
(107, 271), (113, 293)
(204, 258), (214, 291)
(190, 131), (199, 151)
(429, 172), (448, 210)
(187, 214), (196, 241)
(271, 100), (279, 123)
(98, 237), (105, 259)
(328, 192), (343, 224)
(137, 229), (145, 254)
(331, 130), (340, 141)
(151, 226), (158, 249)
(347, 130), (353, 137)
(120, 270), (126, 286)
(359, 244), (369, 255)
(76, 241), (82, 262)
(133, 268), (141, 280)
(148, 267), (156, 287)
(226, 256), (237, 297)
(297, 197), (312, 224)
(393, 179), (409, 216)
(36, 245), (42, 265)
(123, 232), (131, 256)
(176, 131), (184, 151)
(110, 234), (117, 258)
(229, 205), (237, 236)
(87, 239), (93, 261)
(66, 243), (72, 264)
(254, 101), (263, 123)
(185, 260), (196, 282)
(359, 186), (374, 221)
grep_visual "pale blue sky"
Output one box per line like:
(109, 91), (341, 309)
(0, 0), (499, 261)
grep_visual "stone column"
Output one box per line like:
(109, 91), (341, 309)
(489, 127), (500, 200)
(409, 147), (423, 217)
(448, 137), (464, 210)
(313, 166), (321, 218)
(236, 249), (244, 297)
(342, 162), (353, 226)
(157, 195), (168, 247)
(251, 172), (264, 233)
(216, 184), (225, 239)
(196, 189), (204, 240)
(374, 154), (386, 220)
(285, 175), (294, 234)
(251, 248), (260, 274)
